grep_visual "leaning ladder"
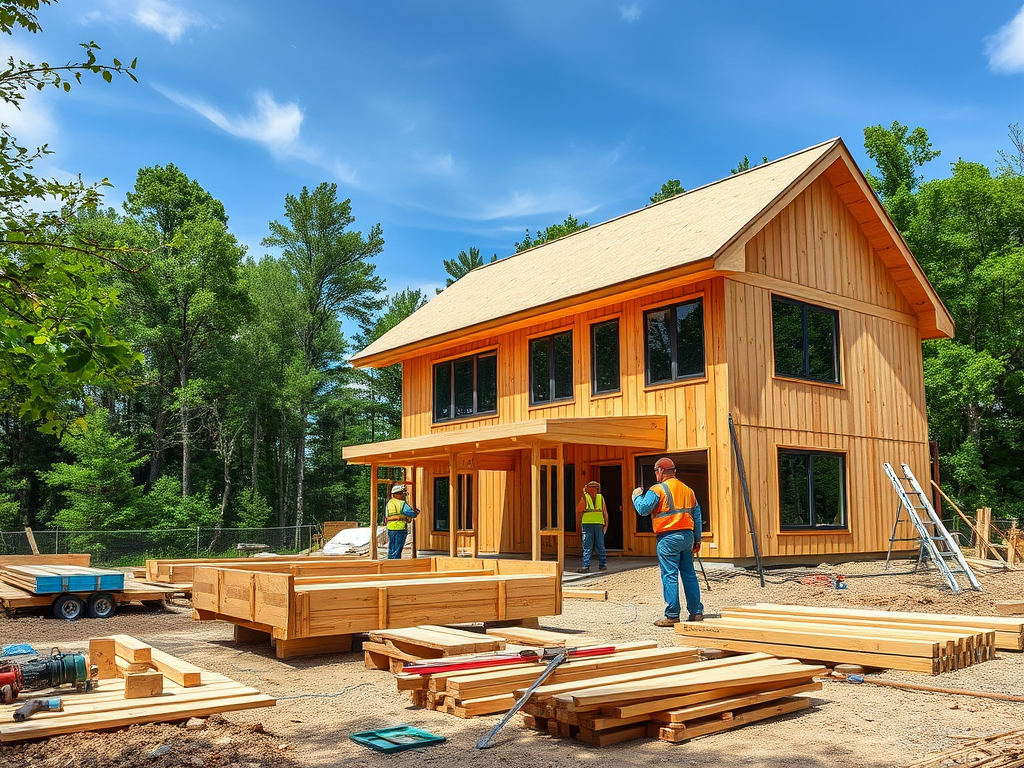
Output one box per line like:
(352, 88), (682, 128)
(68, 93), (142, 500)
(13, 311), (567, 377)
(883, 462), (981, 593)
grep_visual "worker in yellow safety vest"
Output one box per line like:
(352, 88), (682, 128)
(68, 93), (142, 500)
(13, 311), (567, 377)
(385, 484), (419, 559)
(632, 457), (703, 626)
(577, 480), (608, 572)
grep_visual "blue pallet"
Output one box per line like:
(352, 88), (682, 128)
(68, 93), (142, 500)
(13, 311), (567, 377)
(350, 725), (446, 753)
(4, 566), (125, 594)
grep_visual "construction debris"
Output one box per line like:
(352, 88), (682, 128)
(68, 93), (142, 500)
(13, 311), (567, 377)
(907, 727), (1024, 768)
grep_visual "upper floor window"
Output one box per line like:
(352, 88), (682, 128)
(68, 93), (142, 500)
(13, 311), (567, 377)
(778, 449), (847, 530)
(433, 351), (497, 422)
(644, 298), (705, 385)
(531, 330), (573, 405)
(591, 319), (620, 395)
(772, 296), (840, 384)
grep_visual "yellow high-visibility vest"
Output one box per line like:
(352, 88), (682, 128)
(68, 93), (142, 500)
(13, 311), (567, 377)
(582, 493), (605, 525)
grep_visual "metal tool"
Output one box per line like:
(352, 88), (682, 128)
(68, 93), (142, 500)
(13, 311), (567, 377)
(477, 648), (569, 749)
(696, 553), (710, 590)
(0, 649), (96, 704)
(13, 697), (63, 721)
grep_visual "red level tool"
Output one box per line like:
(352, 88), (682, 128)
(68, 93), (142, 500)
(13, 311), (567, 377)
(402, 645), (617, 676)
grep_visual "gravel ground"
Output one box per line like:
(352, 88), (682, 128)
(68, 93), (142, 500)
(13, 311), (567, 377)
(1, 558), (1023, 768)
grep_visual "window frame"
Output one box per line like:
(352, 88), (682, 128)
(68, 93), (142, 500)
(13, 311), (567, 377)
(770, 294), (842, 385)
(590, 318), (621, 396)
(529, 329), (574, 406)
(432, 349), (498, 423)
(642, 296), (706, 387)
(776, 448), (849, 532)
(432, 475), (450, 533)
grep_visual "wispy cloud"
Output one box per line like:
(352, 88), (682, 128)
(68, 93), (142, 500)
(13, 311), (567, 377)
(158, 87), (303, 152)
(131, 0), (208, 43)
(987, 5), (1024, 73)
(619, 3), (643, 23)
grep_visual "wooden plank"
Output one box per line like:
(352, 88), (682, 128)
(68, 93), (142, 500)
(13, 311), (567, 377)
(106, 635), (152, 664)
(274, 634), (353, 660)
(88, 638), (117, 680)
(652, 696), (810, 743)
(563, 589), (608, 601)
(0, 555), (91, 567)
(24, 527), (39, 555)
(149, 648), (203, 688)
(485, 627), (583, 646)
(123, 671), (163, 699)
(114, 657), (152, 677)
(649, 681), (821, 723)
(996, 601), (1024, 615)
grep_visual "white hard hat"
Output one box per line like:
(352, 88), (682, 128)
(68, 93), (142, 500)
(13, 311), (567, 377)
(391, 484), (406, 494)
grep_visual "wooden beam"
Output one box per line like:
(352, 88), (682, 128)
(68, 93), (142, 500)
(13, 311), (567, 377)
(123, 671), (163, 699)
(449, 452), (457, 558)
(148, 648), (202, 688)
(556, 444), (565, 571)
(23, 528), (39, 555)
(88, 638), (117, 680)
(531, 442), (541, 561)
(107, 635), (152, 664)
(369, 462), (379, 561)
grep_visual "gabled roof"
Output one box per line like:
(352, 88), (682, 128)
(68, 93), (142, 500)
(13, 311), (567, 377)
(353, 138), (953, 367)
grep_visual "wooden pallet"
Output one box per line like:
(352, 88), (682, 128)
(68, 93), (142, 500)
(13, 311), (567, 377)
(0, 635), (273, 743)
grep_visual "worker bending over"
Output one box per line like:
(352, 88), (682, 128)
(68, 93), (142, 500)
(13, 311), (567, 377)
(385, 484), (419, 559)
(632, 457), (703, 626)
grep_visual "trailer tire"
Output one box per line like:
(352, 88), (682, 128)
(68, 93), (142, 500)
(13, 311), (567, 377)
(87, 592), (117, 619)
(52, 594), (86, 621)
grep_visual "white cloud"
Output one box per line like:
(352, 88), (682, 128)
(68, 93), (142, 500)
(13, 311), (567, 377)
(987, 5), (1024, 73)
(158, 87), (303, 152)
(131, 0), (207, 43)
(619, 3), (643, 23)
(0, 41), (59, 151)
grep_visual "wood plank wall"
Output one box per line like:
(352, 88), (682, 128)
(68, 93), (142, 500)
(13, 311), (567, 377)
(725, 175), (929, 558)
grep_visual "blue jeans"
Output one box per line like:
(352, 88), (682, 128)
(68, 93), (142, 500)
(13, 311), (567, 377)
(387, 528), (407, 559)
(581, 523), (606, 568)
(656, 530), (703, 619)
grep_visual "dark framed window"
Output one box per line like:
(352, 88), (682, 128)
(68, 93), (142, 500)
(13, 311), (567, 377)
(633, 453), (711, 536)
(563, 464), (576, 533)
(433, 476), (449, 532)
(433, 351), (498, 422)
(771, 296), (840, 383)
(778, 449), (847, 530)
(591, 319), (620, 395)
(644, 298), (705, 385)
(530, 330), (573, 405)
(457, 474), (473, 530)
(540, 467), (558, 530)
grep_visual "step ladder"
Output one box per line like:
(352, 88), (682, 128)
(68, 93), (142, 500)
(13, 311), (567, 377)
(883, 462), (981, 594)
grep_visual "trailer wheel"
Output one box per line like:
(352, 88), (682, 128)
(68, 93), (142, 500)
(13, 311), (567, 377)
(52, 594), (86, 621)
(87, 592), (117, 619)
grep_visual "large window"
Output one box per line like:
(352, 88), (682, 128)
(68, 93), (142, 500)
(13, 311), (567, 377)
(778, 449), (847, 530)
(591, 319), (620, 395)
(531, 330), (573, 405)
(433, 476), (449, 532)
(772, 296), (840, 383)
(644, 298), (705, 385)
(563, 464), (576, 533)
(433, 351), (497, 422)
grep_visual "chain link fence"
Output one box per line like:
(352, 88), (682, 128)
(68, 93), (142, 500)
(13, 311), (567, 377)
(0, 526), (316, 568)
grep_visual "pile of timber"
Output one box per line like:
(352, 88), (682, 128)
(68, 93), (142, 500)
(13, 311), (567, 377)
(907, 727), (1024, 768)
(145, 555), (363, 587)
(192, 556), (561, 659)
(364, 625), (507, 674)
(675, 604), (1024, 674)
(0, 564), (125, 594)
(518, 653), (824, 746)
(0, 634), (274, 743)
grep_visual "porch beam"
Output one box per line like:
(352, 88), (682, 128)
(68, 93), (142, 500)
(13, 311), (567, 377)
(531, 442), (541, 561)
(448, 450), (457, 558)
(369, 462), (378, 561)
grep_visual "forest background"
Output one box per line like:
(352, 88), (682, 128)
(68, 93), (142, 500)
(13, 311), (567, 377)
(2, 1), (1022, 543)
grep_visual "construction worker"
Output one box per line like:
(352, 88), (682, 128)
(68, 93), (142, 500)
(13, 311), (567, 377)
(385, 484), (419, 559)
(577, 480), (608, 572)
(631, 457), (703, 626)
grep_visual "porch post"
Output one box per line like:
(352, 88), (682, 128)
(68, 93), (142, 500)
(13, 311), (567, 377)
(407, 464), (418, 559)
(369, 462), (379, 561)
(556, 443), (565, 569)
(448, 450), (457, 558)
(531, 442), (541, 561)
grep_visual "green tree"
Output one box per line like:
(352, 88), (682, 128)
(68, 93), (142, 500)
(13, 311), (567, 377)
(514, 215), (588, 252)
(262, 183), (385, 530)
(731, 155), (769, 174)
(649, 179), (685, 204)
(441, 246), (496, 289)
(1, 0), (140, 428)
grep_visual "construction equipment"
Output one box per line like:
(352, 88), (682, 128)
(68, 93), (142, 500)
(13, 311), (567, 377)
(477, 648), (570, 749)
(13, 697), (62, 721)
(884, 462), (981, 593)
(0, 649), (96, 704)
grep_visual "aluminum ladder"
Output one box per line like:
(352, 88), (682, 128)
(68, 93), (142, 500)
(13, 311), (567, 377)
(883, 462), (981, 593)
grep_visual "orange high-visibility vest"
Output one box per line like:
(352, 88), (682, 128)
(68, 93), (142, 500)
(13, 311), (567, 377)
(651, 478), (697, 535)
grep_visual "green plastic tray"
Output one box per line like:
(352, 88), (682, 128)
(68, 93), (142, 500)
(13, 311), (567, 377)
(350, 724), (446, 753)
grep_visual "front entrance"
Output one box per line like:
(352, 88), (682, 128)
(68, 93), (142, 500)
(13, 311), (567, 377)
(598, 464), (624, 550)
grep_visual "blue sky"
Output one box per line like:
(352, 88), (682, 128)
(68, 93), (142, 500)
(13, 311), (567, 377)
(7, 1), (1024, 311)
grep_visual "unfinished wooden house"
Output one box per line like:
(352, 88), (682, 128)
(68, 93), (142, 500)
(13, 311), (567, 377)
(342, 138), (953, 565)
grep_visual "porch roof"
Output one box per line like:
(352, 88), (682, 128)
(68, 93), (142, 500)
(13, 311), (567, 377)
(341, 415), (667, 465)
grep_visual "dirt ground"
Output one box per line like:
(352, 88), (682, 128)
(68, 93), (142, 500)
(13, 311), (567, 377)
(1, 558), (1023, 768)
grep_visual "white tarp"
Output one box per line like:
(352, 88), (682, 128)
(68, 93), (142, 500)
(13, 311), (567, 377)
(322, 526), (388, 555)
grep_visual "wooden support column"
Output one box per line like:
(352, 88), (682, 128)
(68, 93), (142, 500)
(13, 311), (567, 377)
(369, 463), (379, 561)
(556, 443), (565, 570)
(407, 464), (418, 559)
(531, 442), (541, 561)
(449, 451), (457, 558)
(977, 508), (992, 558)
(471, 464), (479, 558)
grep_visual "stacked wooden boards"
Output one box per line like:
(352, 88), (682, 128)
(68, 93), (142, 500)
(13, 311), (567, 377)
(0, 564), (124, 594)
(518, 653), (824, 746)
(0, 635), (274, 743)
(0, 579), (174, 613)
(364, 625), (507, 674)
(675, 604), (1024, 674)
(191, 556), (561, 659)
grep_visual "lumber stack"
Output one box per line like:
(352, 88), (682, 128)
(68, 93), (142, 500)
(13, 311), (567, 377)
(364, 625), (507, 673)
(518, 653), (824, 746)
(0, 564), (124, 594)
(674, 603), (1023, 675)
(0, 635), (274, 743)
(396, 641), (690, 718)
(191, 556), (561, 659)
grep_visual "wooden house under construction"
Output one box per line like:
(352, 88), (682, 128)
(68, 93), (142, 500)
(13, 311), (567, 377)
(342, 138), (954, 566)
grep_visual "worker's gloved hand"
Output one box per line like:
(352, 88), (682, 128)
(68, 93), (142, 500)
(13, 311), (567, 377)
(631, 487), (644, 500)
(692, 541), (701, 555)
